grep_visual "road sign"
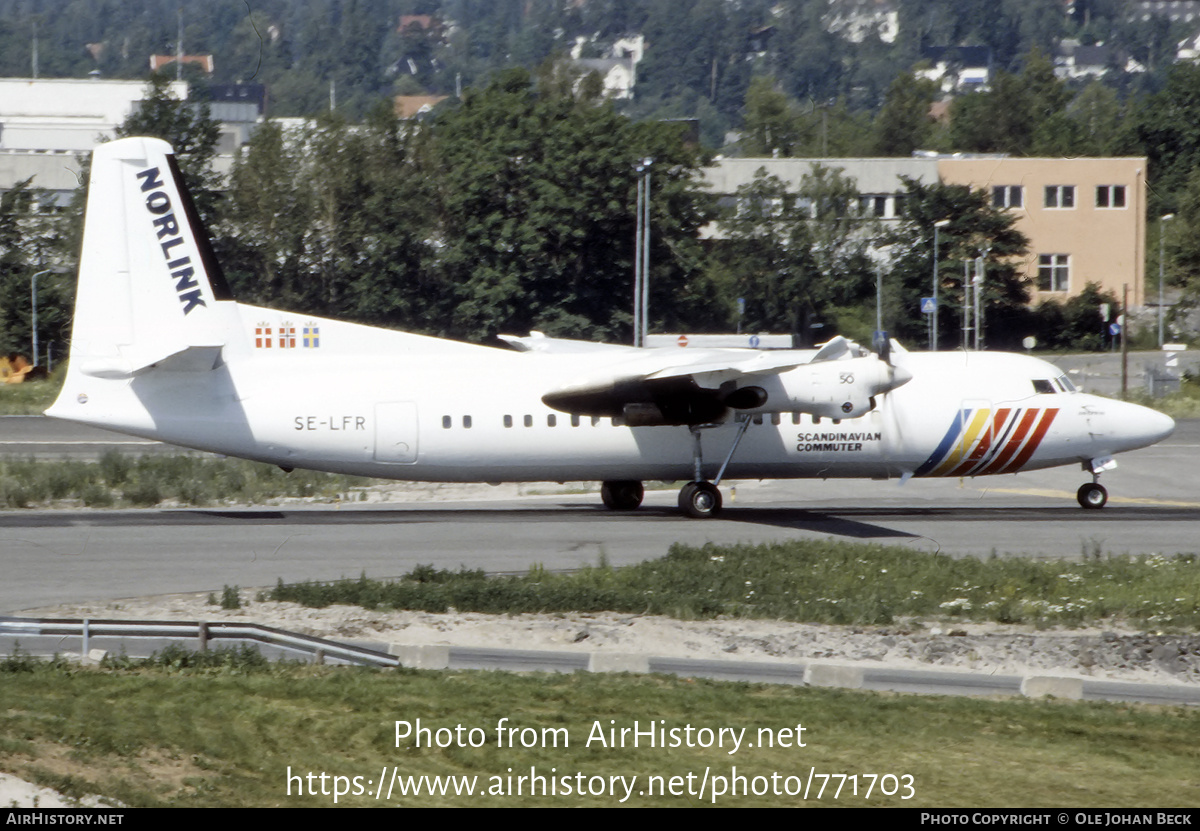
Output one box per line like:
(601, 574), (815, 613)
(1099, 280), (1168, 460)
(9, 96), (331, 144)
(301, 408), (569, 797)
(920, 297), (936, 314)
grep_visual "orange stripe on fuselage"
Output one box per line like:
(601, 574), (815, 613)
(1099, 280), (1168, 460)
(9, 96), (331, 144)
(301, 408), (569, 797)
(998, 408), (1059, 473)
(977, 408), (1039, 476)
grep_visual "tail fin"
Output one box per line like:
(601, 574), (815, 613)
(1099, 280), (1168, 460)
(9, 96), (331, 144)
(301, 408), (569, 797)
(65, 136), (238, 378)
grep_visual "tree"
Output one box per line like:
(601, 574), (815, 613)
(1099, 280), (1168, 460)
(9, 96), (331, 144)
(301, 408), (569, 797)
(0, 179), (70, 360)
(884, 178), (1031, 349)
(1135, 61), (1200, 210)
(710, 169), (824, 337)
(949, 50), (1070, 155)
(116, 73), (222, 224)
(221, 108), (442, 330)
(873, 73), (940, 156)
(740, 76), (808, 157)
(430, 66), (716, 342)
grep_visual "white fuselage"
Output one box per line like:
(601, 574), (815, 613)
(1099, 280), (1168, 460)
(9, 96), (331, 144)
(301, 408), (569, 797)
(48, 307), (1175, 485)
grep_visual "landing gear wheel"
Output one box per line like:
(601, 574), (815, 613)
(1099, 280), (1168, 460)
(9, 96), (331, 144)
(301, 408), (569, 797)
(601, 480), (644, 510)
(1077, 483), (1108, 509)
(678, 481), (722, 518)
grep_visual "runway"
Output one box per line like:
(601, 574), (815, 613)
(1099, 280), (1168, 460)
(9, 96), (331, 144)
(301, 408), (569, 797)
(0, 418), (1197, 613)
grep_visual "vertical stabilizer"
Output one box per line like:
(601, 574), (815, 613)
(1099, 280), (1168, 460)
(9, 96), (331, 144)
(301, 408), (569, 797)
(64, 136), (238, 378)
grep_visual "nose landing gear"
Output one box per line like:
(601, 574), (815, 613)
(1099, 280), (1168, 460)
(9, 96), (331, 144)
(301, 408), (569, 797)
(1077, 456), (1115, 509)
(1076, 482), (1108, 509)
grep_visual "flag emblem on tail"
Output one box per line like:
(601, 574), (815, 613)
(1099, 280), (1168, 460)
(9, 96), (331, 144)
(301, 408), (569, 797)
(255, 324), (272, 348)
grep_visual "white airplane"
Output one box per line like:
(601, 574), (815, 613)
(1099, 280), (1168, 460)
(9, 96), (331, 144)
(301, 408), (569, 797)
(46, 137), (1176, 517)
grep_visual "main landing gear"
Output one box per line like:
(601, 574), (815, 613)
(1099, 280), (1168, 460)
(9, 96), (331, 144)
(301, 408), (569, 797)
(675, 415), (754, 518)
(600, 480), (644, 510)
(599, 416), (754, 518)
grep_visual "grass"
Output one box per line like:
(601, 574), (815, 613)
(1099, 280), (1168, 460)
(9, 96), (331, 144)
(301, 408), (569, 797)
(268, 539), (1200, 630)
(0, 452), (373, 508)
(1126, 375), (1200, 419)
(0, 654), (1196, 807)
(0, 368), (65, 415)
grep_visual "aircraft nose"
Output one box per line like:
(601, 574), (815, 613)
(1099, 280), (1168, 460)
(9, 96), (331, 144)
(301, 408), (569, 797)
(1119, 401), (1175, 448)
(1141, 406), (1176, 444)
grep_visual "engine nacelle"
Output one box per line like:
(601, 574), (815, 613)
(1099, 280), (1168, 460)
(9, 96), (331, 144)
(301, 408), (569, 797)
(742, 354), (911, 419)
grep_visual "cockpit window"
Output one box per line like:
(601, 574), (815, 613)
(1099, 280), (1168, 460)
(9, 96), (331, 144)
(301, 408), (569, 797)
(1032, 379), (1055, 394)
(1056, 374), (1077, 392)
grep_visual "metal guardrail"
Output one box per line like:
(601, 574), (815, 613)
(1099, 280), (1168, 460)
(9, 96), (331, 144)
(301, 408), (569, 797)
(0, 617), (399, 668)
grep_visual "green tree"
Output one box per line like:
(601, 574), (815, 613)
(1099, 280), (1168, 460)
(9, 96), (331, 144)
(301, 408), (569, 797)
(740, 76), (808, 157)
(0, 180), (71, 361)
(884, 178), (1031, 349)
(710, 169), (824, 337)
(1135, 61), (1200, 210)
(431, 66), (716, 342)
(116, 73), (222, 224)
(873, 73), (940, 156)
(949, 50), (1070, 155)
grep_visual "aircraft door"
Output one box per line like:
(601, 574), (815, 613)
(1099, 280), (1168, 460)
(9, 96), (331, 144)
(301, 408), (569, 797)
(374, 401), (419, 463)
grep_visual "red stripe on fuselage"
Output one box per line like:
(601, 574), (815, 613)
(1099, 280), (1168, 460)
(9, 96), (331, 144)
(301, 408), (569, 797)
(977, 409), (1039, 475)
(999, 408), (1059, 473)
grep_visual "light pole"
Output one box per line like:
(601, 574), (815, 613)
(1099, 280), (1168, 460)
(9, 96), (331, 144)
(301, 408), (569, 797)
(633, 158), (653, 347)
(30, 268), (53, 366)
(932, 219), (950, 351)
(1159, 213), (1174, 348)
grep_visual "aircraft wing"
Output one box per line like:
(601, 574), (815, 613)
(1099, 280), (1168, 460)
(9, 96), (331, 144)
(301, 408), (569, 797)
(541, 343), (831, 425)
(540, 336), (908, 425)
(497, 331), (636, 354)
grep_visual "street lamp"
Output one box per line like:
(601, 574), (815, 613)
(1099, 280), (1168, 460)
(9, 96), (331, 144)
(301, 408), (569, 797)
(30, 268), (53, 367)
(1159, 213), (1174, 348)
(633, 158), (653, 347)
(931, 219), (950, 351)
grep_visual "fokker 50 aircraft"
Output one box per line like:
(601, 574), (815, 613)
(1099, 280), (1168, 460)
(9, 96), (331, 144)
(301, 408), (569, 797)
(46, 137), (1176, 517)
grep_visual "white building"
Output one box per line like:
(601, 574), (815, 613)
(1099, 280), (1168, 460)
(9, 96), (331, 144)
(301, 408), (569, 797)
(0, 77), (188, 203)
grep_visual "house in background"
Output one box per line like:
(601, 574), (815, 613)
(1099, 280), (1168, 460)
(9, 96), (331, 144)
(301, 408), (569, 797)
(703, 154), (1147, 308)
(938, 155), (1147, 306)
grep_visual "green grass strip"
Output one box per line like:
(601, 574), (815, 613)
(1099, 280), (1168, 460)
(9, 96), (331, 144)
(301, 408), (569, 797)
(271, 540), (1200, 629)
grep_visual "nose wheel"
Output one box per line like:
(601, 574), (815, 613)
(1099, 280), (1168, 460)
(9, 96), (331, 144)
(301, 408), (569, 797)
(1077, 482), (1108, 509)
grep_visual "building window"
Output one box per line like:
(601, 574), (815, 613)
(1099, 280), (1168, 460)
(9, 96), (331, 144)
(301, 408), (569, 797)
(1044, 186), (1075, 209)
(1038, 254), (1070, 292)
(993, 185), (1022, 208)
(1096, 185), (1126, 208)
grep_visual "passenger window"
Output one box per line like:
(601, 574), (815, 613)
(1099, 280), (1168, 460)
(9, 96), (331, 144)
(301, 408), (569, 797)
(462, 415), (472, 428)
(523, 414), (532, 427)
(547, 414), (556, 427)
(612, 415), (625, 427)
(771, 413), (781, 425)
(442, 415), (451, 429)
(571, 414), (580, 427)
(503, 415), (513, 428)
(591, 416), (600, 426)
(792, 412), (801, 425)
